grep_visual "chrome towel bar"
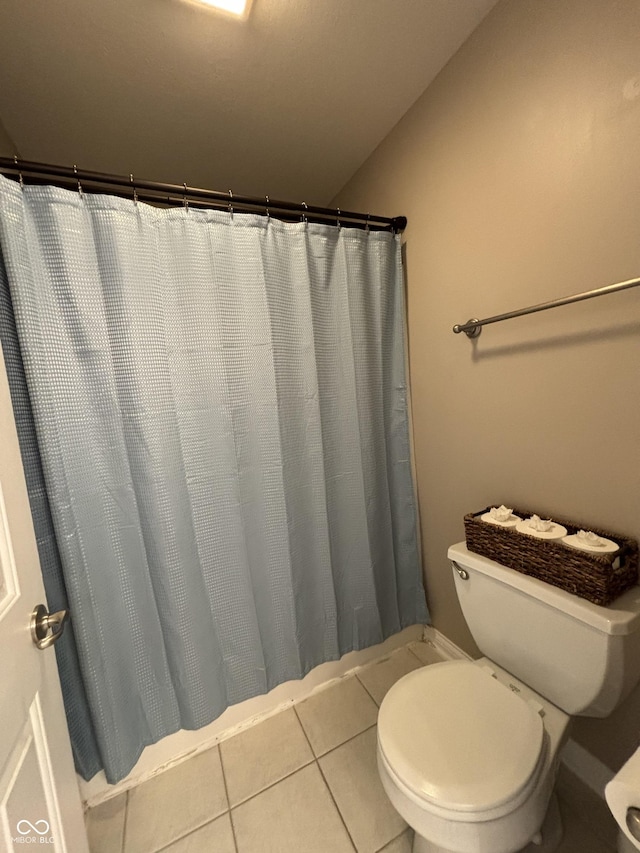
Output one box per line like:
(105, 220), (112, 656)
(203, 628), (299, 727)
(453, 276), (640, 339)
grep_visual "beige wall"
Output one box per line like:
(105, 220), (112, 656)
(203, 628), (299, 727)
(334, 0), (640, 772)
(0, 115), (16, 157)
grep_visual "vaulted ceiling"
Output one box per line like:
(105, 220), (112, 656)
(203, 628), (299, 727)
(0, 0), (498, 205)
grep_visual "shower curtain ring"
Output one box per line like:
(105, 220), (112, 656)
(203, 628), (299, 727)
(301, 201), (308, 223)
(129, 174), (138, 206)
(228, 189), (233, 216)
(265, 195), (270, 220)
(183, 183), (189, 211)
(336, 208), (341, 229)
(14, 155), (24, 190)
(74, 164), (83, 197)
(366, 213), (370, 232)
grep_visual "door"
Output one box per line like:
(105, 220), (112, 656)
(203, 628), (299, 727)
(0, 346), (89, 852)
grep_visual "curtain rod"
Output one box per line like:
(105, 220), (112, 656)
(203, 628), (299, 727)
(0, 157), (407, 233)
(453, 276), (640, 338)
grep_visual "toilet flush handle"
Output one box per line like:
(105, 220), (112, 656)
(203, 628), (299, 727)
(451, 561), (469, 581)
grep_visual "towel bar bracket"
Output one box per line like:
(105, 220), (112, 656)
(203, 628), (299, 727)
(453, 319), (481, 338)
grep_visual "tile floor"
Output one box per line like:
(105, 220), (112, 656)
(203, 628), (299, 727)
(86, 641), (616, 853)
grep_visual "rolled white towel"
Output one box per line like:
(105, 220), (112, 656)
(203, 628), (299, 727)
(515, 515), (567, 540)
(563, 530), (619, 554)
(481, 506), (521, 528)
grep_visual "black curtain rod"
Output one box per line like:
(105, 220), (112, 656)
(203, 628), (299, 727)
(0, 157), (407, 233)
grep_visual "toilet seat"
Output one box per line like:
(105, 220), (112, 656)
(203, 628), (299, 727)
(377, 660), (547, 823)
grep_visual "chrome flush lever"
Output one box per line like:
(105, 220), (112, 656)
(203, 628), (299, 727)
(451, 561), (469, 580)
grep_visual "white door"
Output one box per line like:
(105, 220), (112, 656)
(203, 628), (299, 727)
(0, 346), (89, 853)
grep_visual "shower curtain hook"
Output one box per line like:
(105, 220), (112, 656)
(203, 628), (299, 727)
(228, 189), (233, 217)
(336, 208), (341, 229)
(129, 174), (138, 206)
(73, 165), (83, 197)
(365, 213), (370, 232)
(14, 155), (24, 190)
(301, 201), (308, 224)
(265, 195), (270, 220)
(183, 183), (189, 212)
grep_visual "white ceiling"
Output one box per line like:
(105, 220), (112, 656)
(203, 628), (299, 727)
(0, 0), (498, 205)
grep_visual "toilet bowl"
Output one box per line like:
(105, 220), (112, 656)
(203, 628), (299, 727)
(377, 659), (569, 853)
(376, 542), (640, 853)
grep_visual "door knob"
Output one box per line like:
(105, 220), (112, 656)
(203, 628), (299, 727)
(30, 604), (68, 650)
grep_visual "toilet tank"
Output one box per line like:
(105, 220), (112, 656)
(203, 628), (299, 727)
(448, 543), (640, 717)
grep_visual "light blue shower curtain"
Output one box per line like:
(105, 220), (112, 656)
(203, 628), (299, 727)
(0, 174), (427, 783)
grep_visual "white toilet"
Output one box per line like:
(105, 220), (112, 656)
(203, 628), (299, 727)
(377, 542), (640, 853)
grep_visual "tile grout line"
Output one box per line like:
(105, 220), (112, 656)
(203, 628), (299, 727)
(294, 705), (358, 853)
(153, 814), (228, 853)
(229, 755), (317, 810)
(306, 721), (379, 763)
(225, 719), (378, 812)
(315, 758), (359, 853)
(123, 719), (401, 853)
(228, 808), (241, 853)
(218, 744), (240, 853)
(111, 647), (430, 853)
(145, 749), (233, 853)
(374, 827), (410, 853)
(293, 703), (322, 760)
(406, 645), (434, 667)
(120, 789), (129, 853)
(355, 671), (382, 707)
(356, 643), (434, 707)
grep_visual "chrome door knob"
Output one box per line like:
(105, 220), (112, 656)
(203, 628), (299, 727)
(30, 604), (68, 650)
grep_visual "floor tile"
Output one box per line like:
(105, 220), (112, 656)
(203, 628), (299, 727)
(296, 676), (378, 756)
(100, 642), (619, 853)
(220, 707), (314, 806)
(556, 798), (616, 853)
(86, 792), (127, 853)
(125, 747), (228, 852)
(356, 648), (423, 706)
(372, 799), (614, 853)
(377, 829), (414, 853)
(556, 764), (617, 848)
(374, 798), (615, 853)
(407, 641), (447, 667)
(159, 813), (236, 853)
(319, 727), (406, 852)
(231, 763), (354, 853)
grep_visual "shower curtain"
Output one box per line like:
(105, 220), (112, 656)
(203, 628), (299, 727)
(0, 174), (428, 784)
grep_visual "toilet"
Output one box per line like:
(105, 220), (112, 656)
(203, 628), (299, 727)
(377, 542), (640, 853)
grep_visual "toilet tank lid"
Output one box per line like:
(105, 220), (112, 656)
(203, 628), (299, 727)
(448, 542), (640, 636)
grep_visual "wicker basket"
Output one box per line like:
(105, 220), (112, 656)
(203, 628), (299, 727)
(464, 507), (638, 606)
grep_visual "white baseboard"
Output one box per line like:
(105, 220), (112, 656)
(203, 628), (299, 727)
(422, 625), (473, 661)
(560, 738), (614, 799)
(80, 623), (425, 808)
